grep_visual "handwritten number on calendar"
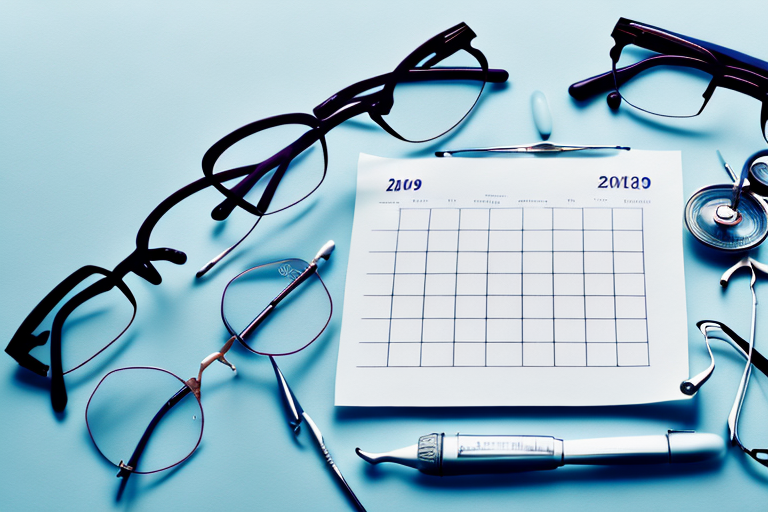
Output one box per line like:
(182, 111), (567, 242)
(597, 176), (651, 189)
(386, 179), (422, 192)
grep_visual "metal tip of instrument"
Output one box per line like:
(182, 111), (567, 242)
(195, 246), (232, 278)
(312, 240), (336, 264)
(716, 149), (738, 182)
(355, 444), (420, 468)
(355, 448), (380, 464)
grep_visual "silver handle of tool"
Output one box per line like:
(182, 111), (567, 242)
(356, 431), (724, 476)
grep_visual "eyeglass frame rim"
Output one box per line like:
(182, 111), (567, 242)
(5, 22), (508, 412)
(86, 251), (331, 478)
(5, 165), (261, 412)
(567, 17), (768, 140)
(201, 22), (506, 219)
(85, 365), (204, 475)
(611, 19), (768, 109)
(220, 257), (333, 357)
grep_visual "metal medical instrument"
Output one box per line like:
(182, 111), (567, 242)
(434, 142), (630, 157)
(356, 431), (724, 476)
(685, 150), (768, 251)
(271, 356), (366, 512)
(681, 257), (768, 466)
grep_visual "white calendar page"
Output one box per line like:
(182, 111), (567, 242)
(335, 152), (689, 406)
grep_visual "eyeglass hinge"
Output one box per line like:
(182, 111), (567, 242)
(117, 460), (134, 477)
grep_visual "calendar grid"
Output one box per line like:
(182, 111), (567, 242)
(358, 207), (650, 369)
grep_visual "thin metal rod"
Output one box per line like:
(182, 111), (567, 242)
(716, 150), (738, 182)
(196, 216), (263, 278)
(435, 142), (630, 157)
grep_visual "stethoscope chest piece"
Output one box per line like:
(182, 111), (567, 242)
(685, 184), (768, 251)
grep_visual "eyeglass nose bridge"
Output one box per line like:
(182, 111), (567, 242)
(196, 339), (237, 384)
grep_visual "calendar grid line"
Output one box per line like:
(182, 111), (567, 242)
(363, 207), (650, 369)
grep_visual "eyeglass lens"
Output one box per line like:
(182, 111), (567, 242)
(383, 49), (485, 142)
(212, 123), (327, 215)
(614, 46), (713, 118)
(222, 258), (332, 355)
(55, 277), (135, 374)
(86, 367), (203, 474)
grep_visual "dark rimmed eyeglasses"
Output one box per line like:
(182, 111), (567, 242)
(85, 243), (366, 509)
(5, 22), (508, 412)
(568, 18), (768, 142)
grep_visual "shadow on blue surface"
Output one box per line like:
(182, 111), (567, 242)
(335, 400), (699, 424)
(361, 455), (725, 488)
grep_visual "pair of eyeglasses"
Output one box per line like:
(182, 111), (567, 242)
(682, 257), (768, 467)
(5, 22), (508, 412)
(85, 242), (365, 509)
(568, 18), (768, 142)
(197, 22), (508, 272)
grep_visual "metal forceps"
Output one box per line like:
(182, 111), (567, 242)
(682, 256), (768, 452)
(270, 356), (366, 512)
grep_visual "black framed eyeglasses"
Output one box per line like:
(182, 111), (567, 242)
(200, 22), (507, 227)
(5, 22), (508, 413)
(568, 18), (768, 142)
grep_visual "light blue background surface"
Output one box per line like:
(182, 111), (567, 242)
(2, 1), (768, 511)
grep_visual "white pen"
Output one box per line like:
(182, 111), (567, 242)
(356, 431), (724, 476)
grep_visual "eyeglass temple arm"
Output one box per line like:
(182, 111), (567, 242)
(226, 241), (334, 344)
(209, 130), (322, 223)
(210, 67), (510, 222)
(118, 333), (240, 480)
(8, 169), (269, 380)
(48, 277), (137, 413)
(134, 167), (255, 255)
(209, 157), (283, 222)
(623, 18), (768, 76)
(115, 244), (336, 481)
(568, 55), (708, 101)
(4, 265), (113, 377)
(116, 382), (196, 480)
(122, 248), (187, 286)
(313, 67), (508, 121)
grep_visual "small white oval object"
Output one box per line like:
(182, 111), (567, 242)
(531, 90), (552, 140)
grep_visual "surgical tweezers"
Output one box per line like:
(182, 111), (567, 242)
(270, 356), (366, 512)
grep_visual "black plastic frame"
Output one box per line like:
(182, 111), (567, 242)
(5, 22), (508, 413)
(568, 18), (768, 141)
(202, 22), (507, 219)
